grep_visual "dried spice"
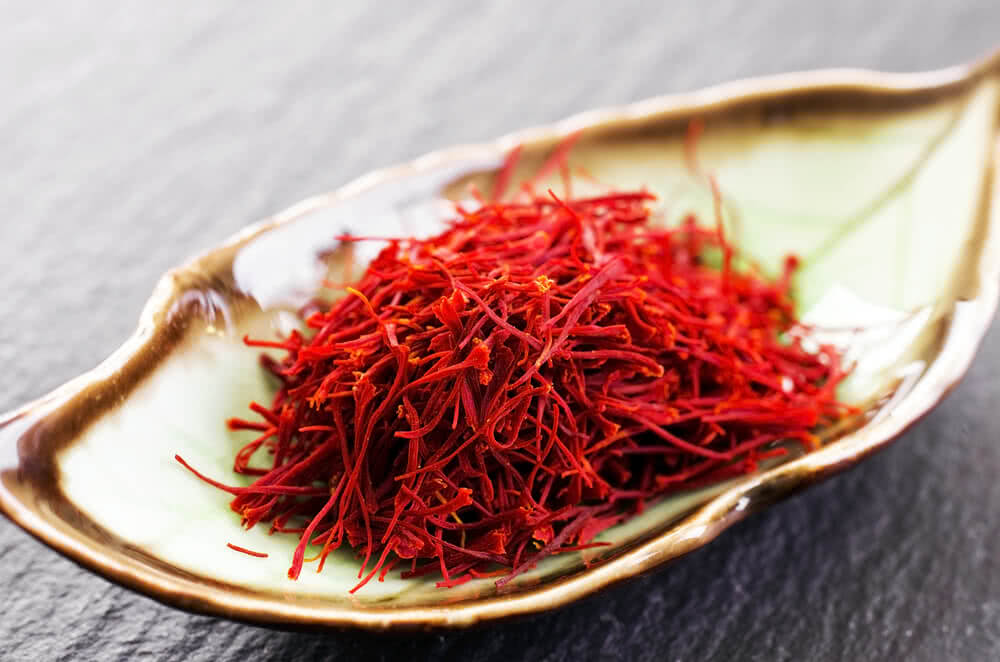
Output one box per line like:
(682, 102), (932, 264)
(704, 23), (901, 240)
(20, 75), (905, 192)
(226, 543), (268, 558)
(179, 139), (850, 592)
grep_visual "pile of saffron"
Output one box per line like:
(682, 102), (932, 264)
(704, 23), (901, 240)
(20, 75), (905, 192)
(177, 181), (850, 592)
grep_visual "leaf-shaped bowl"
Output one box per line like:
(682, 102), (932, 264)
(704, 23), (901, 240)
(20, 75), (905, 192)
(3, 51), (1000, 630)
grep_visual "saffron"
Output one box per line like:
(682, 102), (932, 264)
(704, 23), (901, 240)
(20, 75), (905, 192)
(178, 134), (852, 592)
(227, 543), (268, 558)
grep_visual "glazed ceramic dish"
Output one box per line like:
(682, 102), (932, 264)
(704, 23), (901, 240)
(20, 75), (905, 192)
(3, 51), (1000, 630)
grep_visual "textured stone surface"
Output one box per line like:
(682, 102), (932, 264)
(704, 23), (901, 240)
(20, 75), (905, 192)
(1, 2), (999, 660)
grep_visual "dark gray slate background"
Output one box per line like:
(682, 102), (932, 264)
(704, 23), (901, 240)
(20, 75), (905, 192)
(2, 2), (999, 660)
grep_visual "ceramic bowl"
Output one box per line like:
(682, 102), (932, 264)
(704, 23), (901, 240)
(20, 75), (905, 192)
(3, 50), (1000, 629)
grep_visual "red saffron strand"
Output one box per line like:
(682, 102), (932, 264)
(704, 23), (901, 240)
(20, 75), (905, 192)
(227, 543), (268, 558)
(492, 144), (522, 202)
(178, 133), (853, 592)
(522, 130), (583, 195)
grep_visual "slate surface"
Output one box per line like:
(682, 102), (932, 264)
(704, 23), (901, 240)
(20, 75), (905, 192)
(1, 2), (999, 660)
